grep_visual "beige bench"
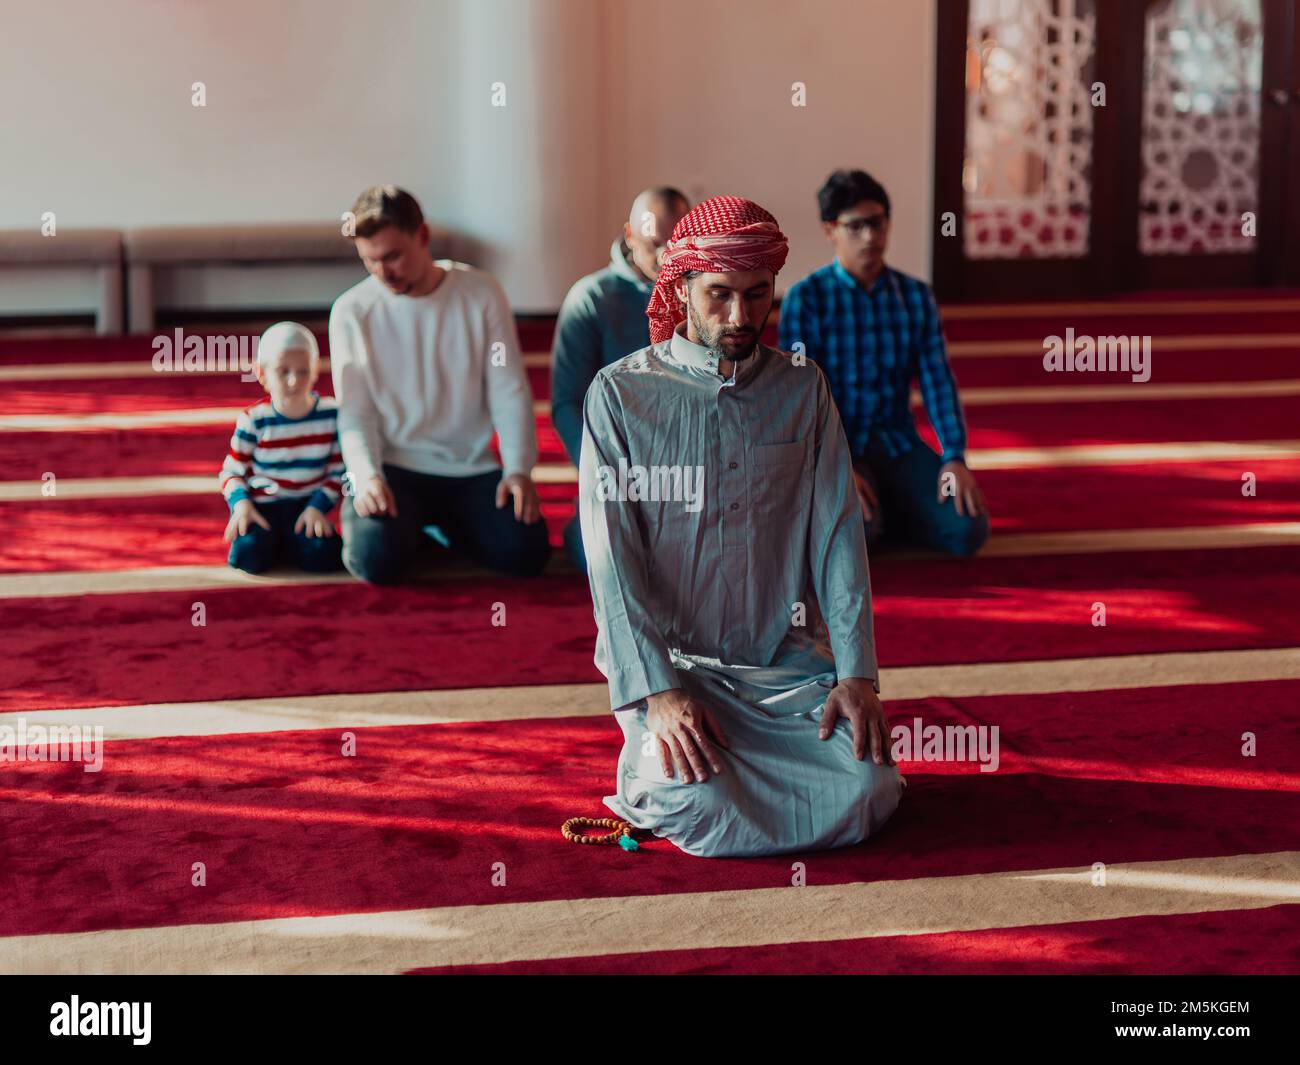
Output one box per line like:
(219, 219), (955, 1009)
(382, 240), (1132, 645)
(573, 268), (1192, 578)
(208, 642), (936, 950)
(0, 228), (124, 334)
(123, 222), (460, 334)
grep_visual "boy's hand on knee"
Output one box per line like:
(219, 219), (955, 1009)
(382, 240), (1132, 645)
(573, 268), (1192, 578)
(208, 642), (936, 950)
(224, 499), (271, 542)
(295, 505), (336, 538)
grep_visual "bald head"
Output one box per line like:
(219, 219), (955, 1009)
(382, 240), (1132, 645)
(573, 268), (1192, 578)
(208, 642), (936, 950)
(624, 186), (690, 281)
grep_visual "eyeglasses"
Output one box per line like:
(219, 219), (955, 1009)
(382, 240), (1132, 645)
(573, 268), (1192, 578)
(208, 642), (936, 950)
(838, 215), (888, 237)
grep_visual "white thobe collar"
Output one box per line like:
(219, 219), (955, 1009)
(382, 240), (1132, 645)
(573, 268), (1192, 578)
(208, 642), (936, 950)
(667, 321), (762, 388)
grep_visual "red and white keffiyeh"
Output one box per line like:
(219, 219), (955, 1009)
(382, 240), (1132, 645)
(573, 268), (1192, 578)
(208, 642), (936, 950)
(646, 195), (789, 344)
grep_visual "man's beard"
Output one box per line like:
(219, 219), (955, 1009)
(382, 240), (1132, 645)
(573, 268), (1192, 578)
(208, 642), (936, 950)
(687, 301), (761, 361)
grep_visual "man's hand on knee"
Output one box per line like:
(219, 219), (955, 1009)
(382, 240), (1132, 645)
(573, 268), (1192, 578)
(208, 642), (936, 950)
(853, 468), (879, 521)
(644, 688), (728, 784)
(354, 475), (399, 519)
(937, 459), (985, 518)
(495, 472), (542, 524)
(821, 677), (895, 766)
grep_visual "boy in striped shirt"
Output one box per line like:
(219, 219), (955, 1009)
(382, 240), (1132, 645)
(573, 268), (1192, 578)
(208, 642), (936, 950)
(220, 321), (345, 573)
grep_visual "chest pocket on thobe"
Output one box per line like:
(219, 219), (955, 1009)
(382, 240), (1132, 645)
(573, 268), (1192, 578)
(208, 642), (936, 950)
(752, 440), (811, 526)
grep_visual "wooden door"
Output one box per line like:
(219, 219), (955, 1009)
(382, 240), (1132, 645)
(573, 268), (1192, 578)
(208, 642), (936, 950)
(933, 0), (1297, 299)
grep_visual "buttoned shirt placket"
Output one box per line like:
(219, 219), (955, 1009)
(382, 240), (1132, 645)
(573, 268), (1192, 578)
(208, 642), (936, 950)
(666, 327), (763, 660)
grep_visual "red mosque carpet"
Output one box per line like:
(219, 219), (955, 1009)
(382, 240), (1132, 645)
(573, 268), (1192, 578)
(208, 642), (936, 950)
(1, 293), (1298, 975)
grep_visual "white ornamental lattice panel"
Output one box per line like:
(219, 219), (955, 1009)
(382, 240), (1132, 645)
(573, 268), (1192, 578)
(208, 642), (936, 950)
(963, 0), (1096, 260)
(1139, 0), (1263, 256)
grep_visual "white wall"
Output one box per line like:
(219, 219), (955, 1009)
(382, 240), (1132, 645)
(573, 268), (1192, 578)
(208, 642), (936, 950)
(600, 0), (937, 291)
(0, 0), (935, 319)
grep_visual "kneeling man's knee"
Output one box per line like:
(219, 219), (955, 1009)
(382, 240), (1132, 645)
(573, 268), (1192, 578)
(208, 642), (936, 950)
(962, 512), (991, 556)
(480, 526), (551, 578)
(839, 752), (903, 827)
(342, 529), (406, 584)
(939, 511), (990, 557)
(862, 761), (904, 823)
(344, 545), (404, 585)
(662, 779), (744, 856)
(341, 509), (419, 584)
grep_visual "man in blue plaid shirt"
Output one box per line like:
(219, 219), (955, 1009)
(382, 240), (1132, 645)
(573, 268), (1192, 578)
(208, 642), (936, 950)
(779, 169), (989, 556)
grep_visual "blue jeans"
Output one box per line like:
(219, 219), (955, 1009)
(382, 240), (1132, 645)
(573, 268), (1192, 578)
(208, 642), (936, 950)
(342, 464), (551, 584)
(227, 496), (344, 574)
(855, 433), (990, 556)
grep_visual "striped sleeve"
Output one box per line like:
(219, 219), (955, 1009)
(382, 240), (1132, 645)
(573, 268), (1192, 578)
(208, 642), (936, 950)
(306, 429), (345, 513)
(220, 409), (258, 509)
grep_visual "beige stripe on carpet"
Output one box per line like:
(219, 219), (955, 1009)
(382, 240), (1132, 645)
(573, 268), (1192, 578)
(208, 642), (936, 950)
(9, 647), (1298, 740)
(3, 340), (1299, 385)
(941, 297), (1300, 318)
(0, 363), (322, 383)
(947, 333), (1300, 357)
(948, 379), (1300, 405)
(4, 440), (1298, 499)
(385, 440), (1294, 480)
(969, 521), (1300, 557)
(1, 522), (1297, 599)
(0, 408), (245, 431)
(938, 440), (1298, 471)
(1, 850), (1294, 974)
(4, 355), (1298, 410)
(1, 327), (1295, 382)
(0, 399), (551, 432)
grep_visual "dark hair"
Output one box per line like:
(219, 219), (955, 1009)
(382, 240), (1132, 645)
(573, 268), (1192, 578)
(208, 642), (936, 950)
(348, 185), (425, 238)
(817, 169), (890, 223)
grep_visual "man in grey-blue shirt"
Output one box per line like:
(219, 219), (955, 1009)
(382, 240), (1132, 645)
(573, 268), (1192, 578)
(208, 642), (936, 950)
(551, 187), (689, 571)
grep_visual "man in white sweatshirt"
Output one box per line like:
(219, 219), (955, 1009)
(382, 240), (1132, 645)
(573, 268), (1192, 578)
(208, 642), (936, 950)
(329, 185), (549, 583)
